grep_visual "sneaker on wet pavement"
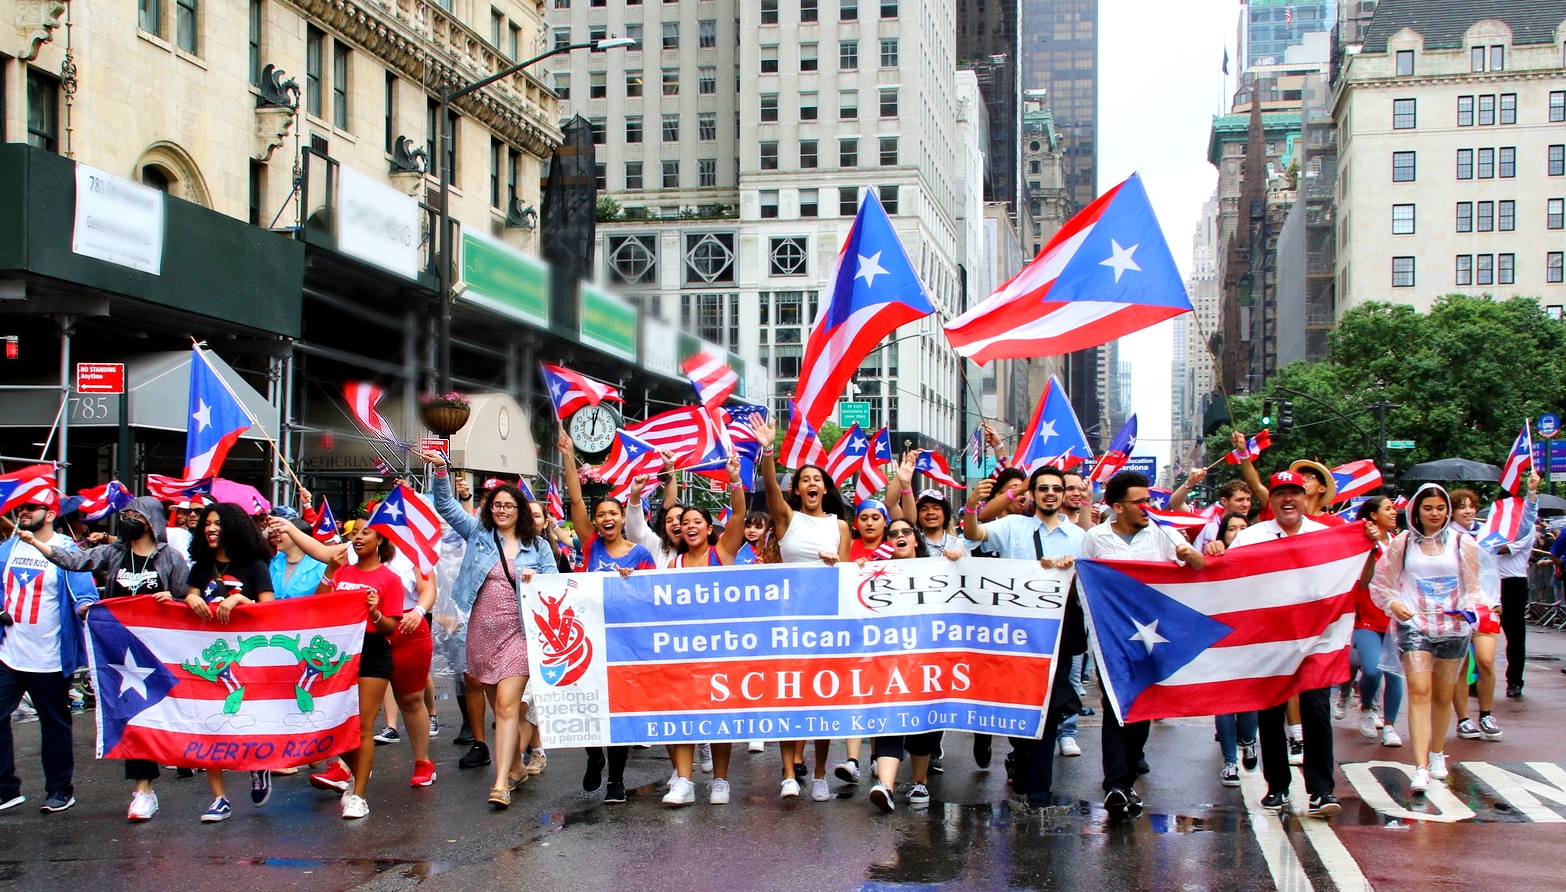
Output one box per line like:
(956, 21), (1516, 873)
(0, 795), (26, 812)
(411, 760), (437, 787)
(696, 742), (714, 774)
(1411, 767), (1430, 793)
(458, 742), (491, 769)
(526, 749), (547, 775)
(1260, 791), (1287, 811)
(127, 790), (158, 822)
(1220, 762), (1240, 787)
(1382, 726), (1403, 747)
(1479, 714), (1503, 741)
(1058, 736), (1082, 757)
(663, 776), (695, 807)
(747, 740), (765, 753)
(373, 726), (400, 745)
(250, 769), (271, 806)
(779, 778), (801, 799)
(603, 781), (627, 803)
(709, 778), (730, 804)
(310, 761), (353, 792)
(1306, 793), (1340, 818)
(810, 778), (831, 801)
(1456, 718), (1480, 739)
(200, 797), (232, 823)
(1359, 711), (1380, 739)
(341, 792), (369, 819)
(906, 783), (930, 806)
(869, 782), (895, 813)
(1429, 752), (1449, 779)
(1332, 698), (1348, 720)
(834, 759), (861, 784)
(1240, 738), (1259, 772)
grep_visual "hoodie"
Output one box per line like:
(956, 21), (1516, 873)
(1370, 483), (1481, 638)
(40, 496), (191, 598)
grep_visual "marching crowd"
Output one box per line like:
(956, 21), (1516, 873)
(0, 420), (1554, 826)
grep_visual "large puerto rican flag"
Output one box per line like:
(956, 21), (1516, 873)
(184, 346), (254, 480)
(85, 592), (367, 770)
(1075, 524), (1371, 723)
(944, 173), (1192, 363)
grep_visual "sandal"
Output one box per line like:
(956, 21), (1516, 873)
(488, 788), (511, 809)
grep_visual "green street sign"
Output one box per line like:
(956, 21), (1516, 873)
(839, 401), (872, 428)
(1386, 440), (1416, 449)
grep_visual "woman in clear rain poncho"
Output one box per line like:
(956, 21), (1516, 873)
(1369, 483), (1483, 794)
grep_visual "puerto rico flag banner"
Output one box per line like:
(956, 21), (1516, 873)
(1089, 414), (1138, 484)
(541, 364), (624, 420)
(944, 173), (1192, 364)
(1499, 422), (1533, 496)
(546, 479), (566, 523)
(682, 350), (739, 409)
(1142, 505), (1212, 531)
(781, 402), (829, 470)
(184, 346), (255, 481)
(312, 497), (340, 543)
(1330, 459), (1383, 503)
(1148, 487), (1174, 510)
(74, 480), (133, 523)
(85, 592), (367, 770)
(1014, 375), (1092, 472)
(1476, 497), (1527, 550)
(781, 189), (934, 462)
(1075, 524), (1371, 723)
(915, 450), (964, 489)
(1225, 429), (1273, 465)
(596, 431), (667, 489)
(856, 428), (894, 501)
(627, 406), (726, 472)
(343, 381), (403, 445)
(146, 474), (213, 502)
(366, 484), (442, 575)
(824, 423), (869, 485)
(0, 464), (59, 514)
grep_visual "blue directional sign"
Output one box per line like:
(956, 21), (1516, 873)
(1539, 413), (1560, 439)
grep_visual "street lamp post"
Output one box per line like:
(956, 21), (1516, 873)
(435, 36), (636, 392)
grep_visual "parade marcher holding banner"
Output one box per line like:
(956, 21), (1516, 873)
(751, 415), (852, 799)
(962, 464), (1084, 813)
(423, 449), (558, 810)
(20, 496), (188, 821)
(1079, 471), (1206, 819)
(174, 502), (275, 822)
(1370, 483), (1484, 795)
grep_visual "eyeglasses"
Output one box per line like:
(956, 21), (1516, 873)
(1118, 498), (1156, 507)
(490, 502), (519, 512)
(1035, 485), (1066, 493)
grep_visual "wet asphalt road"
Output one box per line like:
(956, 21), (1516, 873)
(5, 628), (1566, 892)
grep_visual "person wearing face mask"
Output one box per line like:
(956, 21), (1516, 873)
(18, 496), (182, 820)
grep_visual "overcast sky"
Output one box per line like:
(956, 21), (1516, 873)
(1098, 0), (1241, 470)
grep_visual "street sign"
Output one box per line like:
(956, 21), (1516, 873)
(1385, 440), (1416, 450)
(419, 436), (450, 456)
(1123, 456), (1159, 479)
(76, 362), (125, 394)
(838, 401), (872, 429)
(1540, 413), (1560, 439)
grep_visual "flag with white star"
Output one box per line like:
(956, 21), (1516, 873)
(1013, 374), (1093, 472)
(183, 346), (254, 480)
(944, 172), (1192, 363)
(781, 188), (933, 463)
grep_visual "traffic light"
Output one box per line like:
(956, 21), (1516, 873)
(1260, 399), (1274, 428)
(1379, 461), (1398, 486)
(1279, 400), (1295, 433)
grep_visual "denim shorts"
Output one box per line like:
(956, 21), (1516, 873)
(1396, 626), (1469, 660)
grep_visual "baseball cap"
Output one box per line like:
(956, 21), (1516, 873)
(1268, 471), (1308, 493)
(482, 477), (506, 491)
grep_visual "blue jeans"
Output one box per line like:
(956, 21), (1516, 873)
(1214, 711), (1258, 763)
(1353, 627), (1403, 722)
(0, 663), (74, 800)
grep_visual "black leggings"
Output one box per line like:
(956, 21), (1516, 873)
(587, 745), (630, 782)
(871, 730), (943, 762)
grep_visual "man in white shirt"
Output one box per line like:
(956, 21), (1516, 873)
(1080, 471), (1205, 819)
(1495, 508), (1536, 698)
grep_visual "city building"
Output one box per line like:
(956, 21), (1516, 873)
(1333, 0), (1566, 315)
(957, 0), (1021, 212)
(1242, 0), (1337, 70)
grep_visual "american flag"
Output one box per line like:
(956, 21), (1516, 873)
(824, 423), (869, 485)
(855, 428), (893, 501)
(343, 381), (402, 444)
(541, 364), (623, 419)
(145, 474), (214, 502)
(0, 464), (59, 514)
(914, 450), (965, 489)
(1499, 422), (1532, 495)
(1225, 429), (1272, 465)
(625, 406), (726, 471)
(365, 484), (442, 575)
(682, 350), (739, 409)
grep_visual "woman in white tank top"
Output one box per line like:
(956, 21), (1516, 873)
(752, 415), (852, 799)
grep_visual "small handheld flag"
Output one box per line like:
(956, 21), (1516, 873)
(365, 485), (441, 575)
(1225, 430), (1272, 465)
(184, 347), (254, 480)
(1499, 422), (1532, 496)
(914, 450), (964, 489)
(541, 364), (624, 419)
(1014, 375), (1092, 472)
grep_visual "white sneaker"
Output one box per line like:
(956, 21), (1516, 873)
(1058, 736), (1082, 757)
(662, 777), (695, 807)
(747, 740), (765, 754)
(1359, 711), (1380, 740)
(1332, 698), (1347, 720)
(340, 792), (369, 819)
(832, 760), (861, 784)
(810, 778), (831, 801)
(127, 790), (159, 822)
(665, 768), (680, 790)
(1428, 752), (1448, 780)
(779, 778), (801, 798)
(709, 778), (730, 804)
(1410, 767), (1430, 793)
(696, 742), (714, 774)
(1382, 726), (1403, 747)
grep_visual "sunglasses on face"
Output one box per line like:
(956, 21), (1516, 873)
(1036, 485), (1066, 493)
(889, 528), (916, 539)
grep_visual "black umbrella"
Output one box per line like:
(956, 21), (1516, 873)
(1401, 458), (1503, 482)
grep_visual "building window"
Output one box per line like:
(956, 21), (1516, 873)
(25, 69), (58, 153)
(248, 0), (263, 85)
(880, 184), (899, 214)
(761, 46), (779, 74)
(1391, 204), (1415, 235)
(1552, 145), (1565, 176)
(839, 186), (859, 216)
(685, 233), (735, 284)
(625, 70), (642, 97)
(799, 188), (818, 217)
(588, 117), (606, 144)
(1478, 94), (1495, 126)
(509, 24), (521, 59)
(699, 19), (716, 48)
(1551, 198), (1565, 230)
(801, 44), (818, 72)
(800, 139), (818, 168)
(490, 139), (503, 206)
(1549, 252), (1564, 283)
(1500, 93), (1516, 125)
(1471, 46), (1486, 72)
(624, 161), (643, 189)
(590, 72), (607, 98)
(839, 90), (858, 119)
(662, 160), (679, 188)
(554, 27), (570, 50)
(1456, 201), (1473, 232)
(1499, 146), (1516, 178)
(761, 94), (779, 122)
(661, 70), (678, 95)
(306, 26), (324, 117)
(759, 191), (780, 219)
(879, 136), (897, 166)
(1477, 253), (1494, 286)
(1478, 147), (1495, 179)
(594, 162), (606, 192)
(1393, 98), (1416, 129)
(841, 0), (858, 21)
(881, 0), (898, 16)
(879, 38), (899, 67)
(760, 141), (779, 169)
(880, 89), (898, 118)
(761, 0), (779, 24)
(801, 0), (818, 23)
(1499, 199), (1515, 231)
(1499, 253), (1515, 285)
(698, 113), (717, 140)
(625, 22), (642, 44)
(608, 235), (657, 285)
(1392, 151), (1415, 182)
(384, 72), (397, 153)
(698, 158), (717, 187)
(175, 0), (198, 54)
(626, 116), (642, 142)
(1457, 148), (1473, 179)
(1478, 200), (1494, 231)
(840, 40), (858, 70)
(1392, 256), (1415, 287)
(770, 237), (806, 274)
(1549, 91), (1566, 123)
(1458, 96), (1474, 127)
(552, 72), (570, 100)
(1396, 50), (1413, 76)
(1456, 255), (1473, 286)
(1490, 45), (1505, 72)
(839, 138), (858, 167)
(140, 0), (162, 34)
(699, 67), (716, 94)
(662, 22), (679, 49)
(662, 115), (679, 141)
(800, 95), (818, 120)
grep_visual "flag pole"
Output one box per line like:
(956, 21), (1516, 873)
(189, 339), (308, 493)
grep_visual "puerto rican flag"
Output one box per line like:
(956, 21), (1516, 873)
(1476, 497), (1527, 549)
(1329, 459), (1382, 503)
(1075, 524), (1371, 723)
(1448, 603), (1501, 635)
(184, 347), (254, 480)
(1499, 422), (1533, 495)
(824, 423), (869, 485)
(1142, 505), (1212, 531)
(915, 450), (964, 489)
(5, 565), (48, 625)
(541, 364), (624, 419)
(366, 484), (442, 575)
(84, 592), (366, 771)
(1089, 414), (1138, 484)
(343, 382), (403, 445)
(855, 428), (894, 501)
(781, 402), (829, 470)
(145, 475), (214, 502)
(1148, 487), (1174, 510)
(682, 350), (739, 409)
(781, 189), (934, 461)
(595, 431), (666, 492)
(1225, 429), (1272, 464)
(1014, 375), (1092, 472)
(546, 479), (566, 523)
(944, 173), (1192, 364)
(626, 406), (727, 472)
(0, 464), (59, 514)
(75, 481), (133, 523)
(312, 497), (340, 543)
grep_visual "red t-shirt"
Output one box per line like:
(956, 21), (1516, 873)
(329, 563), (406, 632)
(851, 539), (893, 561)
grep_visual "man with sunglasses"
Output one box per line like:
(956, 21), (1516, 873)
(963, 465), (1085, 813)
(1080, 470), (1206, 819)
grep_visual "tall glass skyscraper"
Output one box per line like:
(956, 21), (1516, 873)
(1244, 0), (1336, 68)
(1020, 0), (1097, 213)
